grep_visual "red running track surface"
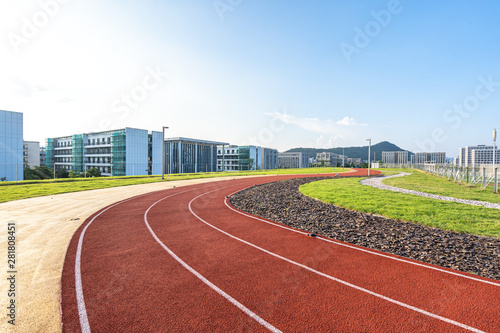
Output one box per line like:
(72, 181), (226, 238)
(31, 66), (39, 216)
(61, 169), (500, 332)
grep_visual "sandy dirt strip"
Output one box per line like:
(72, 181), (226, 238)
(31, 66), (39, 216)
(61, 170), (498, 332)
(0, 175), (283, 333)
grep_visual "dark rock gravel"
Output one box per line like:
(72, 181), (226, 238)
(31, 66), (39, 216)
(230, 177), (500, 281)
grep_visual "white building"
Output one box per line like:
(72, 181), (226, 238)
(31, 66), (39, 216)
(457, 145), (500, 167)
(23, 141), (40, 167)
(0, 110), (23, 181)
(413, 152), (446, 165)
(278, 152), (309, 169)
(46, 128), (162, 176)
(217, 145), (278, 171)
(382, 151), (409, 165)
(348, 157), (362, 165)
(217, 145), (239, 171)
(316, 152), (342, 167)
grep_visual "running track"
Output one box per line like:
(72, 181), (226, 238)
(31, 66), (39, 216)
(61, 170), (500, 332)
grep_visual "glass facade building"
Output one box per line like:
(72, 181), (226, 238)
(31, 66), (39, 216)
(164, 138), (228, 174)
(46, 127), (162, 176)
(217, 145), (278, 171)
(0, 110), (23, 181)
(278, 152), (309, 169)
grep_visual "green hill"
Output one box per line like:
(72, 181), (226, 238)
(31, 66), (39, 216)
(286, 141), (413, 161)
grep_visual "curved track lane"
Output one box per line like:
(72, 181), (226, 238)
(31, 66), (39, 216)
(61, 170), (500, 332)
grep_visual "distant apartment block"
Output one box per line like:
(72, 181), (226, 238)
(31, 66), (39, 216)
(339, 154), (348, 166)
(0, 110), (23, 181)
(164, 137), (227, 174)
(316, 152), (343, 167)
(382, 151), (409, 165)
(23, 141), (40, 168)
(413, 152), (446, 165)
(217, 145), (278, 171)
(46, 127), (162, 176)
(457, 145), (500, 167)
(348, 157), (362, 165)
(278, 152), (309, 169)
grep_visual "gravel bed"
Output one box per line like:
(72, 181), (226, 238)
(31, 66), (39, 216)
(230, 177), (500, 281)
(361, 173), (500, 209)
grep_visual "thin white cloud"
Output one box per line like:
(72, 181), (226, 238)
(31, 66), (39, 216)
(265, 112), (366, 135)
(336, 116), (357, 126)
(311, 135), (344, 149)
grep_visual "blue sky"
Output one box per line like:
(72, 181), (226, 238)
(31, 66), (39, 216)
(1, 0), (499, 157)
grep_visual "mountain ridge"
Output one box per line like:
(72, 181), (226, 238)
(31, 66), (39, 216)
(285, 141), (413, 161)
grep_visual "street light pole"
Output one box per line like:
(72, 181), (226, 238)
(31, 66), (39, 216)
(342, 147), (345, 169)
(494, 128), (497, 193)
(366, 138), (371, 176)
(162, 126), (169, 180)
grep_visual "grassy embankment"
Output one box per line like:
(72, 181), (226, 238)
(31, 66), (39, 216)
(0, 167), (345, 204)
(383, 169), (500, 204)
(300, 169), (500, 238)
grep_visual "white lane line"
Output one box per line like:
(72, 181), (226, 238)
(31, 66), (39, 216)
(74, 184), (228, 333)
(224, 187), (500, 288)
(144, 192), (282, 333)
(75, 194), (147, 333)
(188, 188), (487, 333)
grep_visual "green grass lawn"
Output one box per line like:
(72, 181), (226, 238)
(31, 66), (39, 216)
(380, 169), (500, 204)
(300, 177), (500, 238)
(0, 167), (345, 204)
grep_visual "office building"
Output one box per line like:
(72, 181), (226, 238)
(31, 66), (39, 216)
(0, 110), (23, 181)
(46, 127), (162, 176)
(217, 145), (239, 171)
(217, 145), (279, 171)
(260, 148), (279, 170)
(164, 137), (228, 174)
(339, 154), (348, 166)
(316, 152), (342, 167)
(348, 157), (362, 165)
(413, 152), (446, 165)
(278, 152), (309, 169)
(23, 141), (40, 168)
(457, 145), (500, 167)
(382, 151), (409, 165)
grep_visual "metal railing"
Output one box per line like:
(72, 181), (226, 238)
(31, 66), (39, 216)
(379, 163), (498, 192)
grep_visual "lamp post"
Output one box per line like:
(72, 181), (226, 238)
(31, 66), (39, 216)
(162, 126), (169, 180)
(366, 138), (371, 176)
(494, 128), (497, 193)
(342, 147), (345, 170)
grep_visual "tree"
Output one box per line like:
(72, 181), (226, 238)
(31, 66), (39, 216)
(34, 166), (53, 179)
(248, 158), (255, 171)
(56, 168), (69, 179)
(86, 167), (101, 177)
(24, 167), (41, 180)
(69, 170), (82, 178)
